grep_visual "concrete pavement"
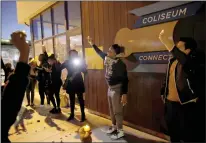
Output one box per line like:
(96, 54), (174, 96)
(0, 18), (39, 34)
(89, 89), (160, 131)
(8, 92), (168, 143)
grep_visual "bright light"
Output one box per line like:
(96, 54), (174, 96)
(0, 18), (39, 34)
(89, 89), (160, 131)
(73, 58), (80, 66)
(14, 55), (18, 61)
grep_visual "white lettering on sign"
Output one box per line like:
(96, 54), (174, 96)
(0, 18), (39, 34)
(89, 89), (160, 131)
(142, 7), (188, 24)
(138, 54), (170, 61)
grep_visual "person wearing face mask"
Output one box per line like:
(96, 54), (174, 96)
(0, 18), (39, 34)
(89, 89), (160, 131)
(87, 36), (128, 140)
(159, 30), (205, 142)
(61, 50), (87, 122)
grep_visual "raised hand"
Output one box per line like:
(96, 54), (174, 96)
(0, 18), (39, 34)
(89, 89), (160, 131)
(10, 31), (29, 63)
(87, 36), (93, 45)
(159, 30), (174, 52)
(42, 45), (46, 53)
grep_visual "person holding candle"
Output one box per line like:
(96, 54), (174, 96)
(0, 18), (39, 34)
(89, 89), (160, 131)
(87, 37), (128, 140)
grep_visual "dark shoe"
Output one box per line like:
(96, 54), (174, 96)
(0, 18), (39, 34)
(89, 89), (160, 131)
(49, 108), (57, 114)
(31, 103), (34, 106)
(80, 115), (86, 122)
(67, 114), (74, 121)
(57, 108), (61, 113)
(26, 104), (30, 107)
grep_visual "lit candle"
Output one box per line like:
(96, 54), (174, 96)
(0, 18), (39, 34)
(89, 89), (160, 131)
(84, 125), (91, 132)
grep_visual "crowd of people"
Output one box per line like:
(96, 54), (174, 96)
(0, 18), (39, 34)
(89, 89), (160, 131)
(1, 29), (205, 143)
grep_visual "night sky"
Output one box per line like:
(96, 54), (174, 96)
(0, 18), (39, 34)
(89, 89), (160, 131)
(1, 1), (31, 40)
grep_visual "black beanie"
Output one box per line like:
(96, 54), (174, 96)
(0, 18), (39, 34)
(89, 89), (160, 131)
(112, 44), (122, 55)
(179, 37), (197, 50)
(48, 54), (56, 60)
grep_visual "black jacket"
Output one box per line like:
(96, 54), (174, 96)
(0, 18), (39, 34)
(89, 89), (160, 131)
(50, 61), (62, 88)
(161, 47), (205, 104)
(92, 44), (128, 95)
(2, 62), (30, 142)
(61, 58), (87, 93)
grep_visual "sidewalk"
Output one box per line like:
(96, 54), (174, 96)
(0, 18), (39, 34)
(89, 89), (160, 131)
(8, 92), (169, 143)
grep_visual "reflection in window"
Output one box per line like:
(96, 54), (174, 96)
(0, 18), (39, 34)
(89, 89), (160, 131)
(54, 35), (67, 63)
(34, 41), (43, 63)
(70, 35), (83, 57)
(42, 9), (52, 38)
(32, 16), (42, 41)
(53, 2), (65, 35)
(54, 35), (68, 82)
(67, 1), (81, 30)
(43, 38), (54, 55)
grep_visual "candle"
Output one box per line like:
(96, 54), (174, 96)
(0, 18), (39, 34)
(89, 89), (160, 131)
(84, 125), (91, 132)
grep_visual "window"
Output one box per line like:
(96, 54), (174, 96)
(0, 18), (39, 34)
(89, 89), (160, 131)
(54, 35), (67, 63)
(42, 9), (52, 38)
(32, 16), (42, 41)
(34, 41), (43, 59)
(53, 2), (66, 35)
(70, 35), (83, 57)
(43, 38), (54, 54)
(67, 1), (81, 30)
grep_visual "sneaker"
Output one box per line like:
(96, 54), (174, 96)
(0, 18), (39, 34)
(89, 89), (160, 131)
(57, 108), (61, 113)
(110, 130), (124, 140)
(67, 114), (74, 121)
(106, 126), (117, 134)
(49, 108), (57, 114)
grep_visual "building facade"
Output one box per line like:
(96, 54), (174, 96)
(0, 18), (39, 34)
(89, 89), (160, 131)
(16, 1), (205, 139)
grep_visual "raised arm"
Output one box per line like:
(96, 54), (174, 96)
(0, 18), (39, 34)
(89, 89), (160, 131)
(87, 36), (107, 59)
(2, 31), (30, 142)
(42, 45), (49, 61)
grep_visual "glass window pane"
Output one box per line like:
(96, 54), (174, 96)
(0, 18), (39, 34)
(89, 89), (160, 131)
(34, 41), (43, 62)
(53, 2), (65, 35)
(32, 16), (42, 41)
(43, 38), (54, 55)
(67, 1), (81, 30)
(54, 35), (67, 82)
(42, 9), (52, 38)
(54, 35), (67, 63)
(70, 35), (83, 57)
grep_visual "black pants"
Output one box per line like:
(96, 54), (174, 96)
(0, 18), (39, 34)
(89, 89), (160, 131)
(165, 99), (205, 142)
(48, 85), (61, 108)
(26, 78), (36, 105)
(69, 92), (85, 116)
(38, 82), (50, 105)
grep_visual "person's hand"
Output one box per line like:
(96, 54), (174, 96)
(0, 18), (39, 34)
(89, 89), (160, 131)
(42, 45), (46, 53)
(11, 31), (29, 63)
(121, 94), (127, 106)
(87, 36), (93, 45)
(159, 30), (174, 52)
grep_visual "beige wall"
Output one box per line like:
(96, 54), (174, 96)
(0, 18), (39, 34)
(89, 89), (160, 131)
(16, 1), (56, 25)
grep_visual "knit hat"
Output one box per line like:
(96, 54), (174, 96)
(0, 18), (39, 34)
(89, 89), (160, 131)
(48, 54), (56, 60)
(179, 37), (197, 50)
(112, 44), (124, 55)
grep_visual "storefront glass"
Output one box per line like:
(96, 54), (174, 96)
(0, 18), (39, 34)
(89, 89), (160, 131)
(70, 35), (83, 57)
(42, 9), (52, 38)
(43, 38), (54, 55)
(32, 16), (42, 41)
(54, 35), (67, 63)
(67, 1), (81, 30)
(34, 41), (43, 63)
(53, 2), (66, 35)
